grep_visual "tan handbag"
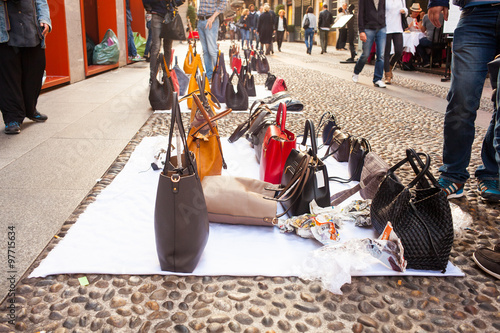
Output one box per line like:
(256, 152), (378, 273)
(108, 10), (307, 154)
(202, 176), (277, 226)
(184, 43), (203, 75)
(186, 94), (232, 181)
(187, 68), (211, 109)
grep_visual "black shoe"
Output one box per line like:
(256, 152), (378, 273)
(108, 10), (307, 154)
(321, 51), (324, 54)
(28, 111), (48, 122)
(473, 248), (500, 279)
(4, 121), (21, 134)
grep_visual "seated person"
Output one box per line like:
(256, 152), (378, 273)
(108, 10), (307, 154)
(416, 12), (444, 67)
(406, 3), (422, 32)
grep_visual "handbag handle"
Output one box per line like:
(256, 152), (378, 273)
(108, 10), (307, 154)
(190, 94), (230, 169)
(300, 119), (319, 158)
(405, 148), (439, 188)
(164, 93), (197, 177)
(276, 103), (287, 133)
(387, 150), (431, 189)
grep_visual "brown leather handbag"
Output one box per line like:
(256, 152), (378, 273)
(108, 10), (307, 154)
(186, 94), (232, 181)
(202, 176), (277, 226)
(154, 93), (209, 273)
(187, 69), (211, 109)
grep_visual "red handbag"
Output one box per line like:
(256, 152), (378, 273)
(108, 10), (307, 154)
(231, 55), (242, 74)
(271, 77), (287, 94)
(259, 103), (296, 184)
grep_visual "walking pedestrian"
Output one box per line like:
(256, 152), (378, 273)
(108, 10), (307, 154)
(427, 0), (500, 202)
(351, 0), (387, 88)
(345, 4), (357, 62)
(335, 7), (347, 50)
(0, 0), (51, 134)
(127, 0), (144, 62)
(257, 4), (274, 55)
(248, 4), (258, 48)
(302, 6), (316, 55)
(143, 0), (173, 82)
(196, 0), (228, 79)
(239, 8), (251, 49)
(318, 4), (333, 54)
(384, 0), (407, 84)
(274, 9), (288, 52)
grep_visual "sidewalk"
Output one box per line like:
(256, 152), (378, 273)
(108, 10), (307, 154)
(1, 39), (499, 333)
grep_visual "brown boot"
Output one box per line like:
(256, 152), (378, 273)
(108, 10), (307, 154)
(385, 70), (392, 85)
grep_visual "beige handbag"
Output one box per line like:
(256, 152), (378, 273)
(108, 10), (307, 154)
(201, 176), (277, 226)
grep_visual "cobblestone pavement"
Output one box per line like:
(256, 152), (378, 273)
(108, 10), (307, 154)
(1, 41), (500, 333)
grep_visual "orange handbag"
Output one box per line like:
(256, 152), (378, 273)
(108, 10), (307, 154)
(187, 68), (211, 109)
(259, 103), (296, 184)
(184, 43), (204, 75)
(185, 92), (232, 181)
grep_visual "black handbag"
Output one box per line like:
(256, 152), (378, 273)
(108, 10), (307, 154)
(257, 51), (270, 74)
(274, 120), (330, 217)
(323, 129), (351, 162)
(265, 72), (276, 90)
(154, 92), (209, 272)
(330, 137), (371, 183)
(371, 149), (454, 272)
(160, 8), (186, 40)
(317, 111), (341, 146)
(149, 53), (174, 110)
(226, 68), (249, 110)
(212, 52), (228, 103)
(242, 71), (256, 97)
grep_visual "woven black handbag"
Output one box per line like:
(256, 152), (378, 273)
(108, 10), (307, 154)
(370, 149), (454, 272)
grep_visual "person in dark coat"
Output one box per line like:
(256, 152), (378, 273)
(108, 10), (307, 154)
(257, 4), (274, 55)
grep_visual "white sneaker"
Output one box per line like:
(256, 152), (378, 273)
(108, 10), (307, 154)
(374, 80), (386, 88)
(352, 74), (359, 83)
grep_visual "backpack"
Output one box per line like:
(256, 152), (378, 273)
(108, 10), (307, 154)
(303, 14), (310, 29)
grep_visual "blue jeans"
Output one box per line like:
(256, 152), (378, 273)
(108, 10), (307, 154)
(416, 37), (432, 64)
(198, 17), (219, 80)
(127, 21), (137, 57)
(353, 27), (386, 82)
(439, 6), (500, 184)
(305, 28), (314, 53)
(144, 19), (152, 57)
(241, 29), (250, 48)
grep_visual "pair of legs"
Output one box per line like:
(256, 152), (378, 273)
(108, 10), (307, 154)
(197, 17), (220, 80)
(439, 6), (500, 188)
(276, 30), (285, 51)
(0, 43), (45, 125)
(416, 37), (432, 65)
(127, 20), (138, 57)
(149, 13), (172, 81)
(304, 28), (314, 54)
(240, 29), (250, 49)
(336, 28), (347, 49)
(319, 29), (329, 53)
(353, 27), (386, 82)
(384, 33), (403, 72)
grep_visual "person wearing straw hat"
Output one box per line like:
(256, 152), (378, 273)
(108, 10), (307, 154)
(407, 3), (422, 32)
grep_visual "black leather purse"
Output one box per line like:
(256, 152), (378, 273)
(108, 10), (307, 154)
(323, 129), (351, 162)
(242, 71), (256, 97)
(226, 68), (249, 110)
(149, 53), (174, 110)
(273, 120), (330, 217)
(317, 111), (341, 146)
(330, 137), (371, 183)
(265, 73), (276, 90)
(212, 52), (228, 103)
(257, 51), (270, 74)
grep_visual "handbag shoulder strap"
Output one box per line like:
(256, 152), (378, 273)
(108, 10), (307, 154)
(164, 93), (197, 176)
(276, 103), (287, 132)
(388, 149), (431, 189)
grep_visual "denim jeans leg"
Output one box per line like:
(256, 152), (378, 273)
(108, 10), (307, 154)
(149, 14), (163, 80)
(439, 6), (499, 183)
(144, 20), (152, 57)
(373, 27), (386, 82)
(354, 29), (376, 75)
(198, 17), (219, 80)
(127, 22), (137, 57)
